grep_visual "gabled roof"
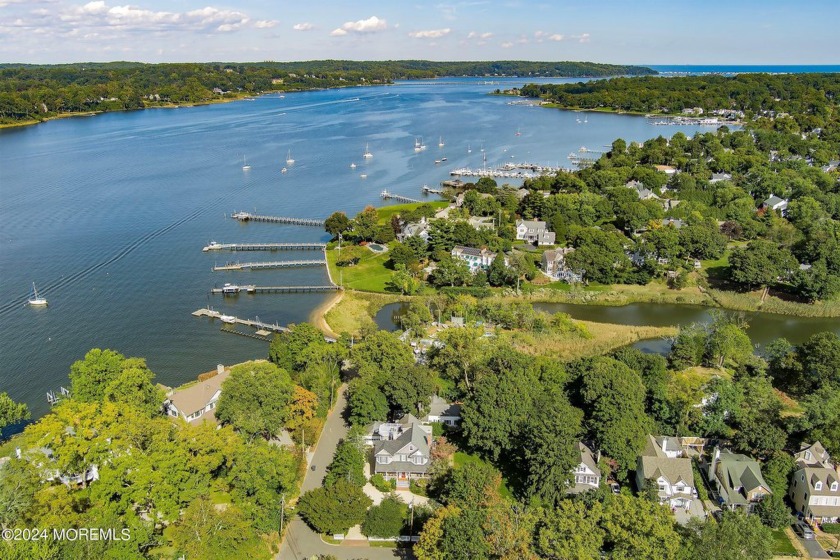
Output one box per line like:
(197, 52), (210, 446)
(638, 435), (693, 487)
(168, 370), (229, 417)
(764, 194), (787, 207)
(427, 395), (461, 419)
(579, 442), (600, 476)
(715, 450), (771, 504)
(516, 219), (547, 230)
(796, 441), (832, 467)
(452, 245), (488, 258)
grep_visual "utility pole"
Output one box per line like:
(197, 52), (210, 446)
(279, 493), (286, 536)
(409, 502), (414, 539)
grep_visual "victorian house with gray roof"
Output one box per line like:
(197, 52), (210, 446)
(373, 414), (433, 488)
(789, 441), (840, 523)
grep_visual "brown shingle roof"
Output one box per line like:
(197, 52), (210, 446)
(169, 370), (229, 417)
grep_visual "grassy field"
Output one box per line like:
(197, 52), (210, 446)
(505, 321), (677, 361)
(326, 246), (394, 292)
(324, 290), (406, 337)
(706, 288), (840, 318)
(375, 201), (448, 225)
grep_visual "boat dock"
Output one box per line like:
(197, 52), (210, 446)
(381, 190), (422, 204)
(449, 162), (571, 179)
(213, 260), (326, 271)
(231, 211), (325, 227)
(193, 308), (291, 333)
(210, 284), (340, 295)
(203, 242), (327, 252)
(422, 185), (445, 195)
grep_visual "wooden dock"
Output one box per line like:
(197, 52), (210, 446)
(203, 242), (327, 252)
(380, 190), (422, 204)
(422, 185), (444, 195)
(210, 284), (340, 295)
(231, 211), (325, 227)
(213, 260), (326, 271)
(194, 308), (336, 342)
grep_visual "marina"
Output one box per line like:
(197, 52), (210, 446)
(449, 161), (572, 178)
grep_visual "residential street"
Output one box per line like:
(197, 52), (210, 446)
(278, 385), (412, 560)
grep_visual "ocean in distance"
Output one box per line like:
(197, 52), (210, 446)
(1, 76), (740, 420)
(649, 64), (840, 74)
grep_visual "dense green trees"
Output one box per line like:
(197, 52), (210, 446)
(0, 392), (29, 431)
(215, 361), (294, 439)
(296, 479), (372, 535)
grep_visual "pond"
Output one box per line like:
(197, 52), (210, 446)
(375, 301), (840, 355)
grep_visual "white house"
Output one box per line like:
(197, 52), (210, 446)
(636, 435), (696, 510)
(451, 245), (497, 272)
(516, 220), (555, 246)
(541, 248), (582, 283)
(569, 442), (601, 494)
(164, 364), (229, 424)
(422, 396), (462, 427)
(762, 194), (789, 215)
(789, 442), (840, 523)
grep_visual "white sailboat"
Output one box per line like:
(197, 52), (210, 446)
(350, 162), (357, 169)
(286, 150), (295, 165)
(281, 167), (287, 174)
(28, 283), (47, 306)
(414, 137), (426, 152)
(363, 143), (373, 159)
(242, 156), (251, 170)
(438, 136), (445, 147)
(467, 144), (472, 153)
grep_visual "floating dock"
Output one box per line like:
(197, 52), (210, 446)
(203, 242), (327, 252)
(193, 308), (335, 341)
(231, 211), (325, 227)
(212, 260), (326, 271)
(210, 284), (340, 295)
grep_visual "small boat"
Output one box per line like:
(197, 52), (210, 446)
(350, 163), (357, 169)
(360, 174), (368, 179)
(363, 143), (373, 159)
(435, 159), (441, 164)
(467, 144), (472, 153)
(281, 167), (287, 173)
(242, 156), (251, 170)
(220, 314), (236, 324)
(222, 283), (240, 295)
(286, 150), (295, 165)
(438, 136), (445, 147)
(28, 283), (48, 306)
(414, 137), (426, 152)
(515, 128), (521, 136)
(441, 157), (447, 162)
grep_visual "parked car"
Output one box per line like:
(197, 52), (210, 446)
(609, 482), (620, 494)
(793, 521), (815, 540)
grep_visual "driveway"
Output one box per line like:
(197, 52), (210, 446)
(278, 386), (412, 560)
(798, 535), (830, 559)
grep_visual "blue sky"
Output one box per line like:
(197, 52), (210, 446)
(1, 0), (838, 64)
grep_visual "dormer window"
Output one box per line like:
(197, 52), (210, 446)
(815, 482), (822, 491)
(832, 482), (838, 492)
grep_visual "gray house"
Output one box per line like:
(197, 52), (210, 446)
(709, 448), (772, 512)
(789, 442), (840, 523)
(373, 415), (433, 488)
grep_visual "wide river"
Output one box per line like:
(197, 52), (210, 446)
(0, 77), (749, 418)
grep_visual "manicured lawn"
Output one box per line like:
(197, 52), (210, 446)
(327, 247), (394, 292)
(375, 201), (448, 225)
(770, 528), (798, 556)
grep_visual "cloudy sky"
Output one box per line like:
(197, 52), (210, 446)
(1, 0), (838, 65)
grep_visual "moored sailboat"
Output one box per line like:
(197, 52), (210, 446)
(28, 283), (48, 306)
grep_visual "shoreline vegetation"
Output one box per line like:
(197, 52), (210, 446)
(0, 60), (656, 128)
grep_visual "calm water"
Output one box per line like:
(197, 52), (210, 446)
(0, 77), (740, 418)
(375, 301), (840, 355)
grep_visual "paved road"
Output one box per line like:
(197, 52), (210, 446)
(278, 386), (410, 560)
(798, 535), (831, 559)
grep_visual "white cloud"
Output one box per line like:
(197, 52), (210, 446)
(293, 22), (313, 31)
(500, 41), (513, 48)
(573, 33), (591, 43)
(331, 15), (387, 37)
(408, 28), (450, 39)
(254, 20), (277, 29)
(549, 33), (564, 41)
(535, 30), (563, 43)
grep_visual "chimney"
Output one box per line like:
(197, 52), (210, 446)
(661, 437), (667, 453)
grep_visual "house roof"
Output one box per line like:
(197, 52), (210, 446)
(638, 435), (693, 487)
(807, 505), (840, 517)
(764, 195), (787, 207)
(168, 370), (229, 417)
(796, 441), (832, 467)
(374, 417), (430, 457)
(715, 450), (771, 504)
(579, 442), (600, 476)
(516, 219), (547, 230)
(796, 466), (840, 496)
(452, 245), (492, 258)
(427, 396), (461, 419)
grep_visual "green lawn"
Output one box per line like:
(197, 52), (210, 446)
(770, 528), (798, 556)
(375, 201), (448, 225)
(327, 246), (394, 292)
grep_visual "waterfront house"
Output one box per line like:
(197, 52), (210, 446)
(541, 248), (582, 283)
(451, 245), (498, 272)
(789, 442), (840, 523)
(708, 448), (772, 513)
(516, 220), (555, 246)
(164, 364), (229, 424)
(636, 435), (696, 509)
(373, 415), (433, 488)
(399, 217), (430, 242)
(569, 442), (602, 494)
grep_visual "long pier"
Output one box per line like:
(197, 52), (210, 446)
(213, 260), (326, 271)
(210, 284), (340, 295)
(381, 190), (422, 204)
(203, 242), (327, 252)
(231, 211), (325, 227)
